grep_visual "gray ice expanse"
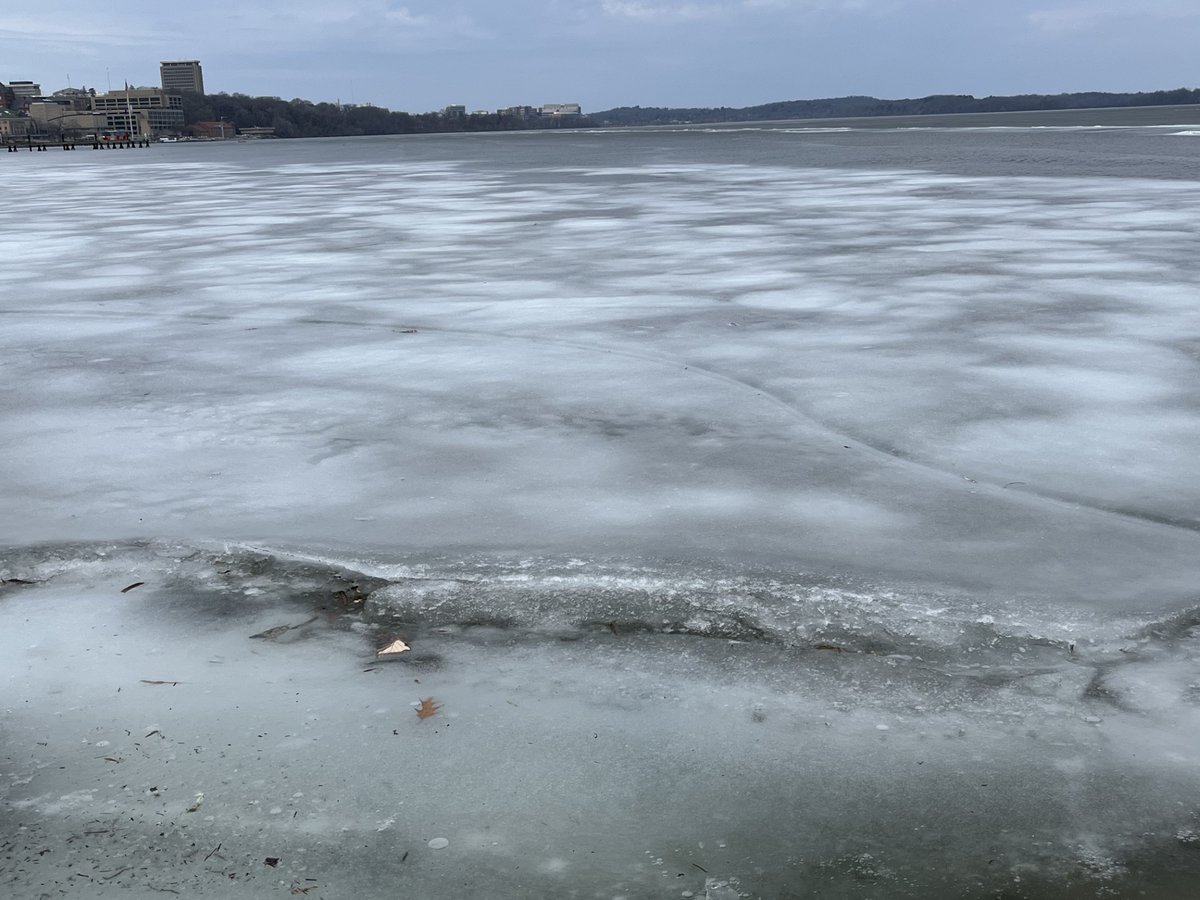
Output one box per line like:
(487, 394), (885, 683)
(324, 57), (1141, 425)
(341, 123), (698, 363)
(3, 128), (1200, 604)
(4, 124), (1200, 897)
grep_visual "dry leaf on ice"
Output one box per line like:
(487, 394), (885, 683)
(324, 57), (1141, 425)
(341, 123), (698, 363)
(415, 697), (441, 720)
(376, 639), (410, 657)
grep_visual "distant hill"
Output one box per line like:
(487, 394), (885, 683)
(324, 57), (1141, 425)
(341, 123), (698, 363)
(591, 88), (1200, 127)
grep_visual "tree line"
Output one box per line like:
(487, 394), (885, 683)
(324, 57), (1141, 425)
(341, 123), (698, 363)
(179, 87), (1200, 138)
(590, 88), (1200, 127)
(180, 93), (592, 137)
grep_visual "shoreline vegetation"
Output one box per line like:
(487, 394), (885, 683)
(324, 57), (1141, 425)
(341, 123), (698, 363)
(183, 86), (1200, 138)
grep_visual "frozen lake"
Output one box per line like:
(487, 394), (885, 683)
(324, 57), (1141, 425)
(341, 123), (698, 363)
(4, 122), (1200, 897)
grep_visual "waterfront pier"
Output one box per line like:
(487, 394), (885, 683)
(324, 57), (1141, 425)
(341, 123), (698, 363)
(4, 135), (152, 153)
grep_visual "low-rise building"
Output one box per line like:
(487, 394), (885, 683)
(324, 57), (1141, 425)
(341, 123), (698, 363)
(0, 110), (34, 137)
(8, 81), (41, 108)
(96, 109), (155, 138)
(51, 88), (97, 107)
(28, 100), (104, 137)
(91, 88), (184, 136)
(189, 120), (235, 139)
(541, 103), (582, 116)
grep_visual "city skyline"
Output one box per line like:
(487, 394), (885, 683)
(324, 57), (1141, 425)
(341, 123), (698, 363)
(2, 1), (1198, 113)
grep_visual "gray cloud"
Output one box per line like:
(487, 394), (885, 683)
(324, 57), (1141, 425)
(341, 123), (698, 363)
(1028, 0), (1200, 33)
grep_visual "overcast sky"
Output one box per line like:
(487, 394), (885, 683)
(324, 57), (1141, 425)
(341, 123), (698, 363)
(3, 1), (1197, 112)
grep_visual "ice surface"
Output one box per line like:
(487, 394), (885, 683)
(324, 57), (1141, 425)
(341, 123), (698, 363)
(4, 542), (1200, 898)
(3, 138), (1200, 606)
(4, 127), (1200, 896)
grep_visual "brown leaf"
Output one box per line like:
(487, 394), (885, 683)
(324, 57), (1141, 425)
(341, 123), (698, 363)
(140, 679), (181, 686)
(415, 697), (441, 720)
(376, 639), (410, 657)
(120, 582), (145, 593)
(814, 643), (846, 653)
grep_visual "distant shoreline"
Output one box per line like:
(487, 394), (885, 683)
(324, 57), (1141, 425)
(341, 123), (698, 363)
(172, 89), (1199, 140)
(659, 103), (1200, 131)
